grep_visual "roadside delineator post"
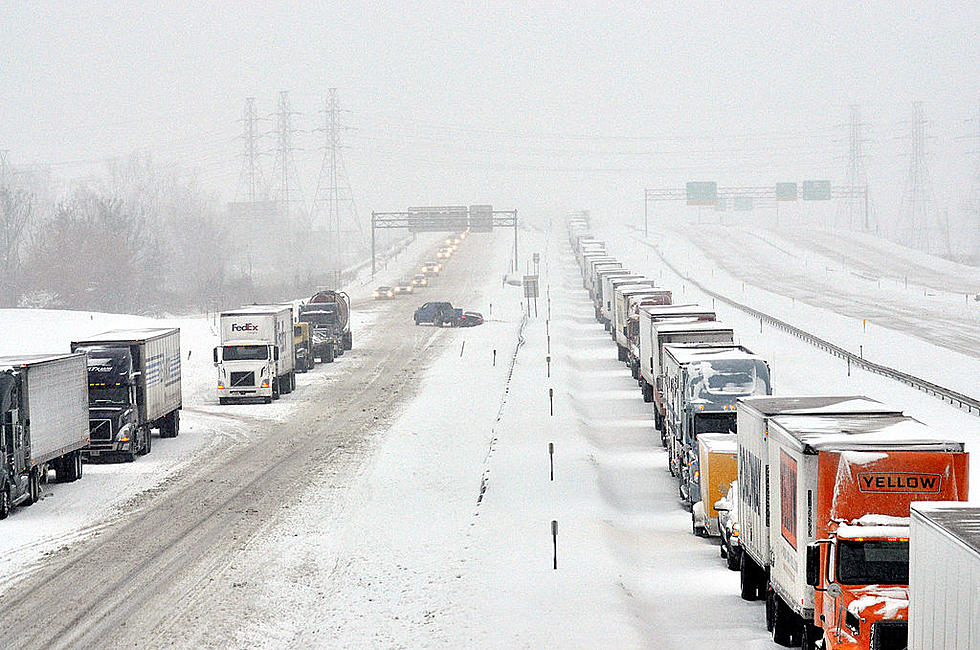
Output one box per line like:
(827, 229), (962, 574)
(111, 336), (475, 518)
(549, 442), (554, 480)
(546, 355), (551, 378)
(493, 349), (496, 367)
(549, 388), (554, 416)
(460, 341), (465, 357)
(551, 520), (558, 570)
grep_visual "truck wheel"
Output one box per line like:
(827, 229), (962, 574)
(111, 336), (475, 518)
(76, 452), (83, 479)
(26, 471), (40, 505)
(727, 546), (740, 571)
(342, 332), (352, 350)
(771, 596), (799, 646)
(264, 397), (272, 404)
(142, 429), (152, 455)
(0, 488), (10, 519)
(272, 379), (280, 399)
(122, 451), (136, 463)
(171, 411), (179, 437)
(325, 347), (335, 363)
(740, 554), (760, 601)
(801, 622), (821, 650)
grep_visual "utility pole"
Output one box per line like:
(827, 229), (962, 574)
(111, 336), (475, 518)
(311, 88), (362, 288)
(901, 102), (945, 255)
(235, 98), (266, 203)
(838, 105), (871, 230)
(270, 90), (305, 222)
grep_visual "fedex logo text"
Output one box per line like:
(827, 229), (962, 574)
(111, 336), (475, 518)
(231, 323), (259, 332)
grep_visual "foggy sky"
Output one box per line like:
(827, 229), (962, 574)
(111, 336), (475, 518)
(2, 1), (978, 230)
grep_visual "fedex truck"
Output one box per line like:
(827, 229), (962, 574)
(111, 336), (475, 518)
(215, 306), (295, 404)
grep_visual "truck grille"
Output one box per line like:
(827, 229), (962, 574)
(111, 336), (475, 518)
(230, 371), (255, 387)
(90, 419), (113, 441)
(870, 620), (908, 650)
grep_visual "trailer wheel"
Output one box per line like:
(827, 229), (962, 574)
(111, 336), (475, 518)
(801, 622), (821, 650)
(76, 452), (83, 479)
(726, 547), (740, 572)
(171, 411), (179, 437)
(143, 429), (152, 455)
(0, 487), (9, 519)
(771, 596), (799, 646)
(740, 554), (761, 601)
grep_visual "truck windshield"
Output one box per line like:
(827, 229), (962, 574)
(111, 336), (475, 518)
(693, 412), (735, 435)
(300, 311), (338, 327)
(837, 539), (909, 585)
(223, 345), (268, 361)
(76, 345), (133, 405)
(687, 359), (770, 407)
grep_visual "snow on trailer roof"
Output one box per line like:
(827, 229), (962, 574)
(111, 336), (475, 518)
(911, 502), (980, 555)
(768, 414), (965, 453)
(836, 523), (910, 539)
(639, 304), (711, 317)
(221, 305), (292, 316)
(0, 352), (86, 368)
(654, 321), (733, 334)
(663, 344), (761, 364)
(71, 327), (178, 344)
(698, 432), (738, 453)
(737, 395), (900, 417)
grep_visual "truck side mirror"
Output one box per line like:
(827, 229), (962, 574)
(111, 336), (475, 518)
(274, 346), (280, 361)
(713, 500), (728, 512)
(213, 347), (219, 364)
(805, 544), (821, 587)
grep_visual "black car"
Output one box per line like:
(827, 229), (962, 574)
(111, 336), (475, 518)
(413, 301), (461, 326)
(457, 311), (484, 327)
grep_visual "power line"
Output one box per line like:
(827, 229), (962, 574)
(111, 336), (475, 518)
(235, 97), (268, 203)
(269, 90), (306, 221)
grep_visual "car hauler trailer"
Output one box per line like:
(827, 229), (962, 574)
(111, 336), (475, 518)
(768, 413), (967, 649)
(908, 502), (980, 650)
(72, 328), (182, 461)
(215, 307), (295, 404)
(662, 344), (770, 501)
(0, 353), (89, 514)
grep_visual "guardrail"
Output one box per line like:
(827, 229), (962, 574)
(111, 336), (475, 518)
(629, 232), (980, 417)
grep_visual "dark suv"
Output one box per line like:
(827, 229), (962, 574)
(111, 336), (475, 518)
(413, 302), (461, 326)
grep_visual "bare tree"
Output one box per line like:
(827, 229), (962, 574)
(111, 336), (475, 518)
(0, 187), (34, 305)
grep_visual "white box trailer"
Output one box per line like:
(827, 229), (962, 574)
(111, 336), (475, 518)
(0, 353), (89, 509)
(593, 268), (633, 319)
(614, 287), (672, 360)
(637, 304), (718, 398)
(582, 256), (618, 289)
(586, 260), (622, 297)
(72, 328), (183, 460)
(600, 274), (646, 325)
(604, 279), (656, 331)
(216, 306), (296, 404)
(735, 396), (903, 602)
(909, 502), (980, 650)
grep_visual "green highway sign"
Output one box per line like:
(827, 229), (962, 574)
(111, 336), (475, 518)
(733, 197), (754, 211)
(775, 182), (798, 201)
(686, 181), (718, 206)
(801, 180), (831, 201)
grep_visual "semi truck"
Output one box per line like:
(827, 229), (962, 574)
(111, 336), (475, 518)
(592, 268), (632, 320)
(298, 289), (352, 363)
(72, 328), (182, 461)
(215, 307), (295, 404)
(294, 322), (314, 372)
(598, 274), (647, 327)
(614, 287), (673, 364)
(661, 344), (770, 501)
(908, 502), (980, 649)
(625, 291), (674, 378)
(601, 278), (656, 330)
(769, 413), (967, 649)
(636, 304), (718, 404)
(0, 353), (89, 515)
(735, 396), (904, 607)
(639, 317), (731, 434)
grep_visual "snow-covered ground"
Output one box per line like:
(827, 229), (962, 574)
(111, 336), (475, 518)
(0, 230), (452, 589)
(3, 216), (978, 647)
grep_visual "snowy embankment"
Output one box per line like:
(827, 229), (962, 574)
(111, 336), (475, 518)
(596, 222), (980, 496)
(641, 221), (980, 397)
(0, 231), (445, 588)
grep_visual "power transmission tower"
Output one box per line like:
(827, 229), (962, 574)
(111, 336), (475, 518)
(311, 88), (363, 285)
(838, 105), (872, 230)
(900, 102), (947, 254)
(235, 97), (267, 203)
(270, 90), (306, 221)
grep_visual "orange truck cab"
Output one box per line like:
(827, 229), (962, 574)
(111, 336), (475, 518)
(764, 413), (968, 650)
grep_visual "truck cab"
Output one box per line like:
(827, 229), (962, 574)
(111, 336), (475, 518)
(298, 305), (341, 363)
(72, 344), (146, 458)
(807, 522), (911, 650)
(214, 340), (279, 403)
